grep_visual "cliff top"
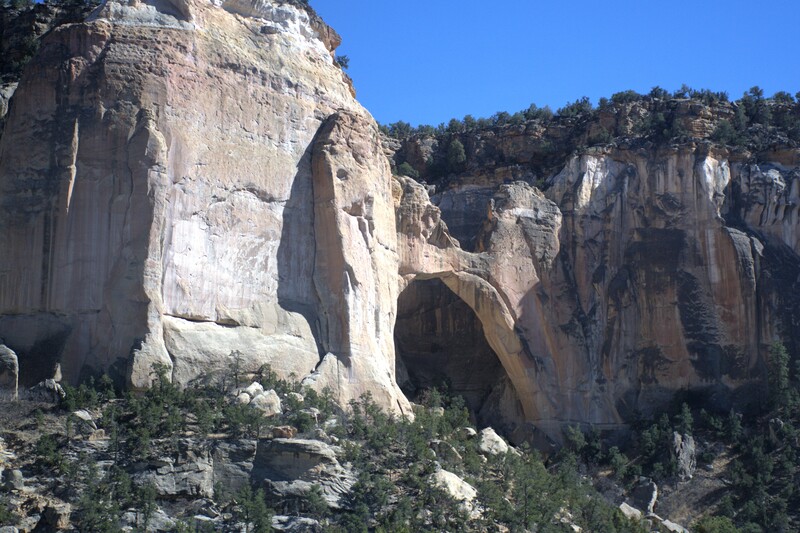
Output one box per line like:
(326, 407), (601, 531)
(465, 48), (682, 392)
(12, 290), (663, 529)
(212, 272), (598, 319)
(384, 87), (800, 186)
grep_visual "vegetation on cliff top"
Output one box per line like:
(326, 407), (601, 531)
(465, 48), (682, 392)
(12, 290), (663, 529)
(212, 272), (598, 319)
(382, 85), (800, 145)
(384, 86), (800, 184)
(388, 86), (800, 186)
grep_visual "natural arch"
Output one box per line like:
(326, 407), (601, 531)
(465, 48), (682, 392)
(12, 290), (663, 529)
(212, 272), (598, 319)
(394, 277), (524, 432)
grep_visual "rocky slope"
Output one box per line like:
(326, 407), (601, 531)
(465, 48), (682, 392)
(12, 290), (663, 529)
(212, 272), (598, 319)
(0, 376), (653, 532)
(1, 0), (800, 446)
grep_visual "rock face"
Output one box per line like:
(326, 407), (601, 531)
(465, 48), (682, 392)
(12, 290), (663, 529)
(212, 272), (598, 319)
(136, 445), (214, 499)
(0, 0), (406, 413)
(253, 438), (355, 508)
(2, 0), (800, 442)
(0, 344), (18, 399)
(392, 142), (800, 438)
(632, 478), (658, 514)
(672, 432), (696, 481)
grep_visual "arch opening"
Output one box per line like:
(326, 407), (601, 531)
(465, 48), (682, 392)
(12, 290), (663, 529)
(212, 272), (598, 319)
(394, 277), (523, 432)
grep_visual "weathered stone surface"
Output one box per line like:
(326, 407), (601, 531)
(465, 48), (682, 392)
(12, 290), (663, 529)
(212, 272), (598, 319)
(618, 502), (642, 520)
(305, 110), (407, 413)
(121, 507), (175, 532)
(0, 0), (365, 393)
(88, 429), (106, 441)
(211, 439), (257, 495)
(272, 515), (322, 532)
(1, 0), (799, 444)
(2, 468), (23, 491)
(272, 425), (297, 439)
(70, 409), (97, 433)
(393, 143), (800, 438)
(249, 389), (282, 417)
(431, 468), (477, 506)
(661, 518), (690, 533)
(478, 427), (509, 455)
(429, 439), (462, 463)
(136, 444), (214, 499)
(0, 344), (18, 399)
(672, 432), (696, 481)
(0, 83), (18, 124)
(242, 382), (264, 399)
(769, 417), (785, 444)
(632, 478), (658, 514)
(458, 427), (478, 439)
(41, 502), (71, 530)
(253, 438), (355, 508)
(27, 379), (64, 403)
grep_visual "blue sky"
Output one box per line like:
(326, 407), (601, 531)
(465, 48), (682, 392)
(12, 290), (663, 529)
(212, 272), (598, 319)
(311, 0), (800, 127)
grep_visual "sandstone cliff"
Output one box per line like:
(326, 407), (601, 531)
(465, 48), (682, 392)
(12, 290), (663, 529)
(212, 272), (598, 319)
(1, 0), (799, 442)
(391, 122), (800, 438)
(0, 0), (407, 414)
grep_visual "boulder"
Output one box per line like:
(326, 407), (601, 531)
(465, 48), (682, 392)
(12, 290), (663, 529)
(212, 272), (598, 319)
(631, 478), (658, 514)
(71, 410), (97, 432)
(0, 345), (18, 399)
(41, 503), (71, 530)
(661, 519), (689, 533)
(301, 407), (321, 423)
(286, 392), (305, 404)
(672, 432), (696, 481)
(554, 507), (583, 532)
(250, 389), (282, 417)
(121, 507), (175, 531)
(431, 469), (477, 505)
(618, 502), (642, 520)
(769, 418), (784, 445)
(242, 382), (264, 399)
(88, 429), (107, 441)
(2, 469), (23, 491)
(272, 515), (322, 532)
(272, 426), (298, 439)
(429, 439), (463, 463)
(478, 427), (509, 455)
(458, 427), (478, 439)
(28, 380), (65, 403)
(235, 392), (252, 405)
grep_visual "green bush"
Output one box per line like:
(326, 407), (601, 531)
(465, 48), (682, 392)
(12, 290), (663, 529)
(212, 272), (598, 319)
(446, 138), (466, 173)
(397, 161), (419, 179)
(769, 340), (791, 408)
(557, 96), (593, 117)
(711, 119), (738, 145)
(334, 54), (349, 70)
(611, 90), (641, 104)
(234, 485), (273, 533)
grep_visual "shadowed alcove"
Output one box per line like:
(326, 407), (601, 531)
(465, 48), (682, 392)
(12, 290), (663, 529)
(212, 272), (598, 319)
(394, 277), (523, 430)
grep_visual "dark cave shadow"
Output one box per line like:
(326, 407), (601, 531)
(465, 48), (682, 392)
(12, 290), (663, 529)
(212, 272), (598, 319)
(276, 141), (324, 359)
